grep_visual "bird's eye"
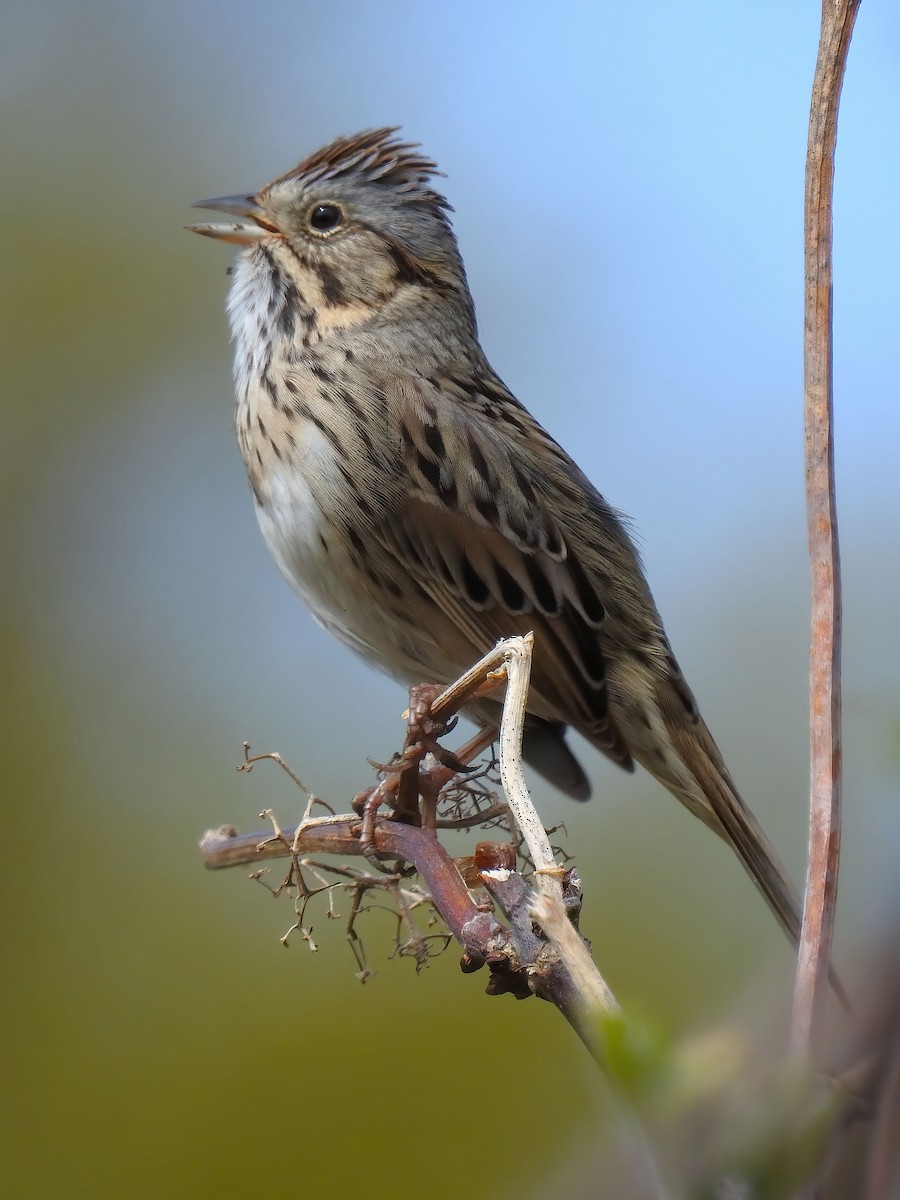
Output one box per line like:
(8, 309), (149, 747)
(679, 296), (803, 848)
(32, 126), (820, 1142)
(309, 203), (343, 233)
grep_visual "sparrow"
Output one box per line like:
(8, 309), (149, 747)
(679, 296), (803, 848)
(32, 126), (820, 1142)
(191, 127), (804, 946)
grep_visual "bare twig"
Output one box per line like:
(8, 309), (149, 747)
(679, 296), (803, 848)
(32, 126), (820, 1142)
(792, 0), (860, 1054)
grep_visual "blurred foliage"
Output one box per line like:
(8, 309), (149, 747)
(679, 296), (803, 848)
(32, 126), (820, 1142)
(596, 1009), (842, 1197)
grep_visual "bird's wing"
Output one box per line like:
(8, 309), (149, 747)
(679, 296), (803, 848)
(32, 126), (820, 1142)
(370, 368), (635, 769)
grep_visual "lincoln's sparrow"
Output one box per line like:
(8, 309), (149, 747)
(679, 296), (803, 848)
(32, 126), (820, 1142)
(191, 128), (801, 944)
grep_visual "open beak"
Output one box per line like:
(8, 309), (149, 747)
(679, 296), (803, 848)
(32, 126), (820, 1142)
(187, 194), (277, 245)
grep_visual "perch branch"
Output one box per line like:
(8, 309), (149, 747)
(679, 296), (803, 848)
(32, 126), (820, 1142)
(199, 635), (618, 1050)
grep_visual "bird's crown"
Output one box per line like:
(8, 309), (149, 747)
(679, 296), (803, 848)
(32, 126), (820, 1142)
(265, 126), (450, 212)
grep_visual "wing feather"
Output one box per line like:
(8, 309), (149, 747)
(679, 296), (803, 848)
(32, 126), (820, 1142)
(368, 371), (635, 768)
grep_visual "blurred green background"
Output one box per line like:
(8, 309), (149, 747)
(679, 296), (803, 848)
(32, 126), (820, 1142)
(2, 1), (898, 1196)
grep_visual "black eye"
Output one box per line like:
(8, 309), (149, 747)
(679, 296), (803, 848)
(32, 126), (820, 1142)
(309, 204), (343, 233)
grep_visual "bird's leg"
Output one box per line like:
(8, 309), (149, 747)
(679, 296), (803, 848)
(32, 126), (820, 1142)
(392, 683), (470, 819)
(353, 779), (394, 869)
(417, 724), (500, 831)
(354, 684), (488, 868)
(350, 685), (443, 868)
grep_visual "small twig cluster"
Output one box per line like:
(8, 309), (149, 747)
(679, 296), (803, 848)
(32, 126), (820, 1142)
(201, 635), (616, 1046)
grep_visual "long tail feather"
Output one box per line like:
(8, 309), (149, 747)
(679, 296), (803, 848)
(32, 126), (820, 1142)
(666, 719), (803, 945)
(656, 695), (850, 1009)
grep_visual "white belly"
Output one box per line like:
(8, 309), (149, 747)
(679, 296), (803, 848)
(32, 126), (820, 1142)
(254, 447), (454, 685)
(254, 429), (354, 631)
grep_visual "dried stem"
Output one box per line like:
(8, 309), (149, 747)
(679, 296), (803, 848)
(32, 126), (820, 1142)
(791, 0), (860, 1055)
(493, 633), (619, 1021)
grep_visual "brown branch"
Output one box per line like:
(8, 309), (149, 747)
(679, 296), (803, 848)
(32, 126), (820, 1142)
(200, 811), (604, 1047)
(792, 0), (860, 1055)
(202, 815), (499, 955)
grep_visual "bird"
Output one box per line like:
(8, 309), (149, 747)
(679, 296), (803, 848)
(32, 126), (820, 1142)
(190, 126), (804, 947)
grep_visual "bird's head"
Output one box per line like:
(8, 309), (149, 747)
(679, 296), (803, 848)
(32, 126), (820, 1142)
(190, 127), (471, 317)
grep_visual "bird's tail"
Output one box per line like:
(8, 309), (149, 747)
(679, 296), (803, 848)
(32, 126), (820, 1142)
(659, 712), (803, 946)
(643, 676), (850, 1008)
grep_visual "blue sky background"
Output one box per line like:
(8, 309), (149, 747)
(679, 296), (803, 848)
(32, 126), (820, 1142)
(2, 2), (898, 1196)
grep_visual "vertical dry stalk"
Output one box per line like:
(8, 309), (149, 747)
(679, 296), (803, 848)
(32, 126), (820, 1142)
(792, 0), (860, 1054)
